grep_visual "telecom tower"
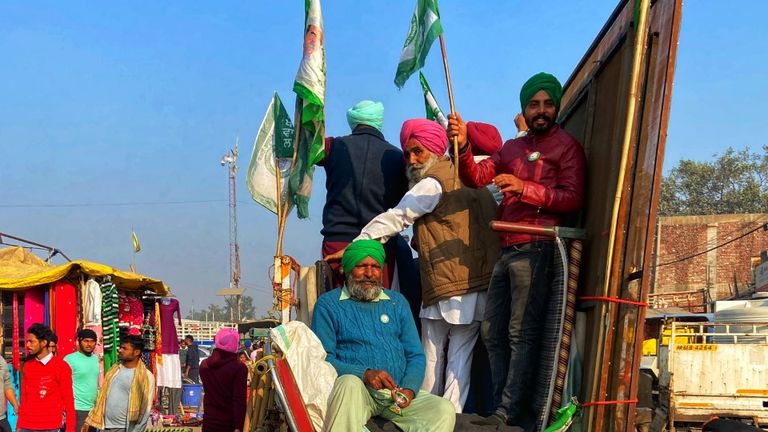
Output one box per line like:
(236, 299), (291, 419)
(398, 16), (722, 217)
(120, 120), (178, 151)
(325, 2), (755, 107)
(219, 139), (243, 322)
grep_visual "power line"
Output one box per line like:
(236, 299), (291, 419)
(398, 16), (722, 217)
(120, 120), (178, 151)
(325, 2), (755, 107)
(0, 199), (264, 209)
(656, 221), (768, 267)
(0, 199), (226, 208)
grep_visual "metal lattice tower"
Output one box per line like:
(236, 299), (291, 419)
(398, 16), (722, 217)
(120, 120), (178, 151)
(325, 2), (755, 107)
(220, 139), (242, 321)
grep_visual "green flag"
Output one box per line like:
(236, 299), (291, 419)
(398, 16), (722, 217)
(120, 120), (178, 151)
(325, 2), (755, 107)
(290, 0), (326, 219)
(394, 0), (444, 89)
(419, 72), (448, 128)
(247, 92), (295, 214)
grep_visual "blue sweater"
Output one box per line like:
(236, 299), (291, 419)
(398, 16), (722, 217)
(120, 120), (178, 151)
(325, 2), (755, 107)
(311, 288), (425, 392)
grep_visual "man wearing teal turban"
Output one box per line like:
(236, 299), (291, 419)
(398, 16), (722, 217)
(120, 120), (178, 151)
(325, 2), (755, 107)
(346, 100), (384, 132)
(320, 100), (409, 289)
(446, 73), (587, 428)
(311, 239), (456, 432)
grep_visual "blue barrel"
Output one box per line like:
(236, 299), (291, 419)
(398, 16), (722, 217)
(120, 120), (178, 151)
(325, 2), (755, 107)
(182, 384), (203, 407)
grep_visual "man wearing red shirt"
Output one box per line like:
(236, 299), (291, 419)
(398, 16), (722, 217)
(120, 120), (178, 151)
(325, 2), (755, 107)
(448, 72), (587, 431)
(18, 323), (76, 432)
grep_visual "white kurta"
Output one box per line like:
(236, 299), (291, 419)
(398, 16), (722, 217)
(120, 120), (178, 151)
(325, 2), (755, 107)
(356, 176), (485, 412)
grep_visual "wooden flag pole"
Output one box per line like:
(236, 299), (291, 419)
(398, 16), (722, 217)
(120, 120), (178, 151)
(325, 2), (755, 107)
(274, 154), (284, 258)
(273, 98), (303, 325)
(276, 99), (303, 255)
(438, 33), (459, 181)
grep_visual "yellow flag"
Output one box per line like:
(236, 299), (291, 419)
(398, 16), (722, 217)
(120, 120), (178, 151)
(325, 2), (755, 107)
(131, 231), (141, 253)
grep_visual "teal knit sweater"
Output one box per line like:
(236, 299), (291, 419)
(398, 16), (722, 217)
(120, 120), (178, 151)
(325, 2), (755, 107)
(311, 288), (425, 392)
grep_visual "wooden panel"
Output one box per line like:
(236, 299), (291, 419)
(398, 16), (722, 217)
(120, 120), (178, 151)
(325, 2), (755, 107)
(557, 0), (683, 429)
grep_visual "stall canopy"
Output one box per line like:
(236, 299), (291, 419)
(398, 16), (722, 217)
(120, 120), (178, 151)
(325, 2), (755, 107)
(0, 246), (169, 295)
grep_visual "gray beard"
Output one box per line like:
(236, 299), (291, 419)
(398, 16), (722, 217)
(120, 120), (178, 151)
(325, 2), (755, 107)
(406, 153), (439, 188)
(346, 274), (383, 302)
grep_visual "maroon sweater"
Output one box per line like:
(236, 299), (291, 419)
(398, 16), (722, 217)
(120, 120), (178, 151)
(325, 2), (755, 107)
(200, 349), (247, 431)
(18, 355), (76, 432)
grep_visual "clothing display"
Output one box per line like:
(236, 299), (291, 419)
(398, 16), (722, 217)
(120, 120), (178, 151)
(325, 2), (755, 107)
(100, 280), (119, 371)
(54, 281), (78, 356)
(23, 287), (45, 337)
(118, 294), (144, 336)
(156, 354), (181, 388)
(83, 279), (102, 326)
(157, 298), (181, 355)
(12, 293), (20, 370)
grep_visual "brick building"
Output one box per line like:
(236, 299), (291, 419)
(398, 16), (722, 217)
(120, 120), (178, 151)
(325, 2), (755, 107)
(652, 214), (768, 304)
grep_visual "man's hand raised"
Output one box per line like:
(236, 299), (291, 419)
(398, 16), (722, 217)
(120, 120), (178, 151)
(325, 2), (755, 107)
(447, 113), (467, 150)
(363, 369), (397, 390)
(323, 247), (346, 262)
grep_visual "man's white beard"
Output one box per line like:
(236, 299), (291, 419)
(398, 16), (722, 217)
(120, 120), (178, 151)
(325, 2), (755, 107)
(346, 274), (383, 302)
(406, 153), (439, 188)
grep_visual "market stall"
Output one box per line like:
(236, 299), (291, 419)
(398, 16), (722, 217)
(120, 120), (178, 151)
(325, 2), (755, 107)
(0, 246), (194, 427)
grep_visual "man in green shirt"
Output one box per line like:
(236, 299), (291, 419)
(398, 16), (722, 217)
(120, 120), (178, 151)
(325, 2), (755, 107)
(64, 329), (99, 432)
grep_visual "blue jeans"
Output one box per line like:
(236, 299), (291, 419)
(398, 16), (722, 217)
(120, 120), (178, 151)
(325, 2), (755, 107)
(481, 241), (554, 428)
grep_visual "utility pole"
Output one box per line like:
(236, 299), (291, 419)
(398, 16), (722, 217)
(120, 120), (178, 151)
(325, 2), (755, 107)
(220, 139), (243, 322)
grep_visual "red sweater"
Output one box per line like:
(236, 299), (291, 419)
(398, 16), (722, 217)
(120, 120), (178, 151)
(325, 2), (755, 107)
(18, 355), (76, 432)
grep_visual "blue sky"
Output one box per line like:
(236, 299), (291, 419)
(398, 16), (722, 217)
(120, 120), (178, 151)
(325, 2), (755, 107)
(1, 1), (766, 319)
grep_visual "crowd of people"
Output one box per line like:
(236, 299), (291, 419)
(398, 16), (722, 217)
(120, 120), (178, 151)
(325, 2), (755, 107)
(317, 72), (585, 432)
(0, 323), (249, 432)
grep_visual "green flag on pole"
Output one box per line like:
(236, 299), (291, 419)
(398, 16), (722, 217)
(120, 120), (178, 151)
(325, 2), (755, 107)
(290, 0), (326, 219)
(247, 92), (295, 214)
(419, 72), (448, 128)
(394, 0), (444, 89)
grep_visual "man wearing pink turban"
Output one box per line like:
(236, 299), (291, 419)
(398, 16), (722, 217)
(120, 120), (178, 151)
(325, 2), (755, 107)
(200, 327), (247, 432)
(328, 118), (499, 413)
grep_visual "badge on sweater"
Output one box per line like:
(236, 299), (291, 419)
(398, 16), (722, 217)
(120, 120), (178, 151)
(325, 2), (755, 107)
(380, 314), (390, 324)
(528, 151), (541, 162)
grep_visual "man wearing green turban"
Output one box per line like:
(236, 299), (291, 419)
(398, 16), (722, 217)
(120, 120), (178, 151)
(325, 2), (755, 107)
(319, 100), (409, 290)
(311, 239), (456, 432)
(446, 73), (587, 428)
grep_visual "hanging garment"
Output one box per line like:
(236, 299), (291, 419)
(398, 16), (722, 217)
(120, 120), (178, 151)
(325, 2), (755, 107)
(83, 278), (102, 326)
(158, 298), (182, 355)
(23, 287), (46, 337)
(156, 354), (182, 388)
(117, 293), (144, 336)
(45, 284), (56, 333)
(44, 285), (51, 327)
(53, 281), (77, 356)
(12, 293), (20, 370)
(155, 302), (163, 365)
(100, 279), (119, 370)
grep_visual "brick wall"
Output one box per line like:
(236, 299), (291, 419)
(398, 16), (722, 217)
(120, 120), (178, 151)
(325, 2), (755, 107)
(653, 214), (768, 299)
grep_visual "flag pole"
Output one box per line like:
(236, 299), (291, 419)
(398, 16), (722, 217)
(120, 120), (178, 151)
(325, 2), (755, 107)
(274, 154), (284, 257)
(438, 33), (459, 181)
(277, 99), (303, 246)
(273, 98), (303, 325)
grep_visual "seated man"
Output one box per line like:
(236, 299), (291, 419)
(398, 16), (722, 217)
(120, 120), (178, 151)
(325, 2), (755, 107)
(312, 240), (455, 432)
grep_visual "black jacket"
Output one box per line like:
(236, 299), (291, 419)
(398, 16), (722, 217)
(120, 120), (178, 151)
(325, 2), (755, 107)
(320, 126), (407, 241)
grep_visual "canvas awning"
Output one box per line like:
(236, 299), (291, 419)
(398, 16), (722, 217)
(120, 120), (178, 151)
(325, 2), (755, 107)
(0, 246), (169, 295)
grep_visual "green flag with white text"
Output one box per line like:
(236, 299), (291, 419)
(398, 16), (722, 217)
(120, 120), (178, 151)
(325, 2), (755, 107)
(419, 72), (448, 128)
(247, 93), (294, 214)
(291, 0), (326, 219)
(394, 0), (443, 89)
